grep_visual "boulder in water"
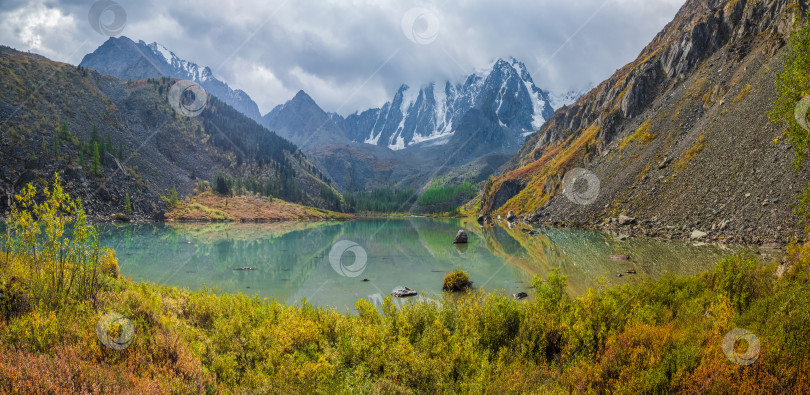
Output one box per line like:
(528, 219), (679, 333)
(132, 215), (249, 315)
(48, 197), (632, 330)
(453, 229), (468, 244)
(392, 287), (418, 297)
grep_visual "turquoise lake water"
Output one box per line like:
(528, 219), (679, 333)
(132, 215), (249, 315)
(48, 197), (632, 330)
(98, 217), (744, 312)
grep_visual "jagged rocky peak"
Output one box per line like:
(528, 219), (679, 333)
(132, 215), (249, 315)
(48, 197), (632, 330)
(335, 57), (558, 151)
(261, 90), (347, 149)
(520, 0), (801, 157)
(548, 85), (594, 109)
(80, 36), (262, 122)
(479, 0), (807, 243)
(291, 89), (319, 106)
(143, 40), (211, 82)
(265, 90), (322, 119)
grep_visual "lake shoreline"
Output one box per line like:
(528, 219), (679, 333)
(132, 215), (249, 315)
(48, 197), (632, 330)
(478, 215), (797, 250)
(82, 213), (795, 251)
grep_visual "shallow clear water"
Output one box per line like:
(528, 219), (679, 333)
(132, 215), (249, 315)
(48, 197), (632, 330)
(98, 218), (745, 312)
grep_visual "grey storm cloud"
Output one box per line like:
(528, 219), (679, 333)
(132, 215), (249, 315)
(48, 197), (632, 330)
(0, 0), (685, 116)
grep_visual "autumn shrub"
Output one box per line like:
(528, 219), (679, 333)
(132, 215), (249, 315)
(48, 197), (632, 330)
(1, 178), (810, 393)
(1, 174), (117, 309)
(0, 275), (32, 320)
(443, 268), (471, 292)
(0, 245), (809, 393)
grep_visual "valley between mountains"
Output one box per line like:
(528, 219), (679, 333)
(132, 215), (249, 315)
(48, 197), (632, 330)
(5, 0), (810, 393)
(1, 0), (809, 247)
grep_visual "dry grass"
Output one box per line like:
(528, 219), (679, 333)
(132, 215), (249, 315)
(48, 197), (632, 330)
(675, 133), (707, 171)
(733, 83), (752, 103)
(619, 119), (658, 151)
(165, 191), (353, 221)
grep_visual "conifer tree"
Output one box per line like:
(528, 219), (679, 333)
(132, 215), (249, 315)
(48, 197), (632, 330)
(124, 194), (132, 215)
(92, 142), (101, 176)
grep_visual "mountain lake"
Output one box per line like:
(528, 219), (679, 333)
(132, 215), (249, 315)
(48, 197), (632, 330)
(99, 217), (755, 312)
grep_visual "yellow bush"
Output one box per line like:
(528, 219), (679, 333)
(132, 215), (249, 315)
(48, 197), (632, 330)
(733, 83), (751, 103)
(443, 268), (471, 291)
(619, 119), (657, 151)
(3, 174), (110, 308)
(676, 133), (706, 171)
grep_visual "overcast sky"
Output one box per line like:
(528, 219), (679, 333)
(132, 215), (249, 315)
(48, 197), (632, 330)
(0, 0), (686, 116)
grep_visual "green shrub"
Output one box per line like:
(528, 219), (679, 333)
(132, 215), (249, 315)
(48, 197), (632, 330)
(162, 186), (180, 208)
(711, 253), (757, 312)
(771, 13), (810, 167)
(124, 193), (132, 215)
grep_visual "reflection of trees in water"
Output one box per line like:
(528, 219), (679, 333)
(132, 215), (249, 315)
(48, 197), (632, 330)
(98, 219), (740, 308)
(213, 239), (234, 266)
(469, 222), (740, 296)
(98, 222), (345, 299)
(190, 223), (346, 292)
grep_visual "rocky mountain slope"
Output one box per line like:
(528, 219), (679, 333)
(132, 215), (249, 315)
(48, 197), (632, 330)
(264, 91), (519, 193)
(262, 90), (349, 149)
(0, 46), (339, 218)
(263, 58), (563, 193)
(328, 57), (554, 151)
(478, 0), (810, 245)
(80, 37), (568, 196)
(80, 37), (262, 123)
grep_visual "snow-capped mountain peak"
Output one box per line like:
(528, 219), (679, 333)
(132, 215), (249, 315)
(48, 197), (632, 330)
(334, 57), (556, 151)
(147, 41), (173, 64)
(80, 37), (262, 122)
(143, 40), (204, 82)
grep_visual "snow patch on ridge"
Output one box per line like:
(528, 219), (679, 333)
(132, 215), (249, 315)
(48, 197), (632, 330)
(523, 78), (547, 130)
(149, 42), (173, 64)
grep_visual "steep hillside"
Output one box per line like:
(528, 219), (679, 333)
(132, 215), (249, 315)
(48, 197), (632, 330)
(478, 0), (810, 245)
(80, 37), (262, 122)
(0, 46), (340, 218)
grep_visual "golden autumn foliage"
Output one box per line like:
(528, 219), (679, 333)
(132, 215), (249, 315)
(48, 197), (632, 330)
(1, 177), (810, 393)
